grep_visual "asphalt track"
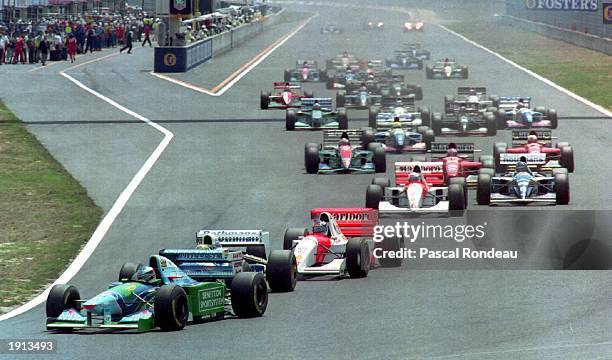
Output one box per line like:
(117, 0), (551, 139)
(0, 1), (611, 358)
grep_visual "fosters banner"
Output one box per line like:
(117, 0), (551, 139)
(524, 0), (599, 11)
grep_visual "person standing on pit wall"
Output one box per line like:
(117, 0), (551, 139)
(67, 34), (77, 63)
(12, 33), (25, 64)
(38, 34), (48, 66)
(85, 26), (95, 54)
(119, 29), (133, 54)
(26, 33), (35, 63)
(0, 30), (6, 65)
(141, 22), (152, 47)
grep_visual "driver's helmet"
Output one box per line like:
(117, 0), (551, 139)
(342, 51), (348, 57)
(284, 82), (291, 90)
(345, 67), (352, 73)
(133, 266), (156, 282)
(444, 57), (449, 63)
(395, 97), (403, 105)
(516, 156), (529, 172)
(313, 101), (321, 110)
(467, 95), (479, 103)
(392, 116), (402, 127)
(447, 148), (458, 157)
(303, 61), (308, 66)
(313, 221), (329, 234)
(339, 137), (350, 146)
(408, 165), (422, 182)
(527, 134), (538, 144)
(517, 98), (526, 108)
(360, 83), (367, 91)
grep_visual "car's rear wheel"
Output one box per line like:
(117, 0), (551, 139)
(548, 109), (558, 129)
(338, 108), (348, 129)
(555, 173), (570, 205)
(346, 237), (370, 278)
(448, 183), (466, 211)
(477, 174), (492, 205)
(260, 91), (269, 110)
(231, 272), (268, 317)
(372, 177), (390, 190)
(485, 112), (497, 136)
(369, 107), (379, 128)
(305, 143), (320, 174)
(494, 142), (507, 173)
(449, 177), (468, 208)
(119, 262), (141, 282)
(418, 106), (431, 126)
(373, 146), (386, 173)
(266, 250), (297, 292)
(286, 109), (296, 131)
(431, 113), (442, 136)
(560, 146), (574, 172)
(379, 236), (404, 267)
(366, 184), (382, 209)
(336, 90), (346, 107)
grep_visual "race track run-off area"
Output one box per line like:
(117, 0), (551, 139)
(0, 0), (611, 359)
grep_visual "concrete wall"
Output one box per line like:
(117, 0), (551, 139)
(506, 0), (611, 39)
(501, 14), (612, 55)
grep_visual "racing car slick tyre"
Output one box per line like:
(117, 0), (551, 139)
(346, 238), (370, 278)
(426, 66), (433, 79)
(267, 250), (297, 292)
(535, 106), (546, 114)
(260, 91), (270, 110)
(449, 177), (468, 208)
(231, 272), (268, 317)
(284, 69), (291, 82)
(372, 177), (391, 189)
(366, 184), (383, 209)
(338, 108), (348, 130)
(369, 107), (379, 128)
(422, 129), (435, 150)
(414, 85), (423, 100)
(431, 113), (443, 136)
(336, 90), (346, 107)
(548, 109), (558, 129)
(477, 174), (492, 205)
(305, 143), (320, 174)
(361, 128), (375, 147)
(553, 168), (569, 175)
(485, 113), (497, 136)
(286, 109), (296, 131)
(479, 155), (494, 170)
(417, 60), (423, 70)
(486, 107), (497, 113)
(418, 106), (431, 126)
(478, 168), (495, 177)
(554, 173), (570, 205)
(449, 184), (466, 211)
(304, 90), (314, 99)
(46, 284), (81, 318)
(118, 262), (142, 282)
(490, 95), (500, 108)
(284, 228), (308, 250)
(367, 142), (381, 153)
(373, 146), (387, 173)
(496, 110), (507, 129)
(245, 246), (267, 260)
(154, 285), (189, 331)
(379, 236), (404, 268)
(461, 67), (469, 78)
(560, 146), (574, 172)
(494, 143), (507, 173)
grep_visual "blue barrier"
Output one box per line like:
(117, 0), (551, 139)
(154, 38), (212, 73)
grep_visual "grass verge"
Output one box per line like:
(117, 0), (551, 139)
(445, 20), (612, 111)
(0, 101), (102, 314)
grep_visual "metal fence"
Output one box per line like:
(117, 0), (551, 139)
(506, 0), (611, 39)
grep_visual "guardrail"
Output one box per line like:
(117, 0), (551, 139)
(500, 15), (612, 55)
(153, 10), (284, 73)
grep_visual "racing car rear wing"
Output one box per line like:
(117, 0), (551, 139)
(296, 60), (318, 68)
(300, 98), (333, 111)
(457, 87), (487, 95)
(395, 162), (444, 186)
(498, 96), (532, 110)
(195, 229), (269, 250)
(430, 142), (475, 159)
(273, 81), (301, 89)
(381, 97), (415, 108)
(499, 153), (547, 165)
(511, 129), (553, 146)
(322, 129), (364, 148)
(403, 43), (422, 49)
(310, 208), (378, 238)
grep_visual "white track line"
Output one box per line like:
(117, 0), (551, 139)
(0, 58), (174, 322)
(437, 24), (612, 118)
(151, 13), (318, 96)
